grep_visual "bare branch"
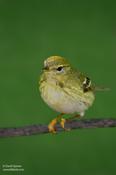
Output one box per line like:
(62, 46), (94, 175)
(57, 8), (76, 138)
(0, 119), (116, 138)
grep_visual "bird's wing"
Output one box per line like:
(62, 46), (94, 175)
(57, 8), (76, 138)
(57, 69), (109, 94)
(57, 70), (93, 93)
(76, 71), (93, 92)
(77, 71), (110, 92)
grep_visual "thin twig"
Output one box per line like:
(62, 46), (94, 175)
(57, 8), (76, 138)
(0, 118), (116, 138)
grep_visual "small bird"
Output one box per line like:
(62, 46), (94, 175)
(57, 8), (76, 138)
(39, 56), (108, 133)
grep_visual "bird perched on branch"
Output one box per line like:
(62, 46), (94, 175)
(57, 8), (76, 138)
(39, 56), (109, 133)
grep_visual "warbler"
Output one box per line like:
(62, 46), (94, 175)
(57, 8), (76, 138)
(39, 56), (108, 133)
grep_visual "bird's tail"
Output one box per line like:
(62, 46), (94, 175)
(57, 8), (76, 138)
(94, 86), (110, 92)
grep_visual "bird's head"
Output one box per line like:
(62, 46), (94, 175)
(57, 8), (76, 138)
(42, 56), (71, 78)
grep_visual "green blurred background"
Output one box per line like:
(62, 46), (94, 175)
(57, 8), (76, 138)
(0, 0), (116, 174)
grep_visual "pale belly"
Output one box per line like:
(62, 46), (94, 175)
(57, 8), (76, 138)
(40, 83), (93, 114)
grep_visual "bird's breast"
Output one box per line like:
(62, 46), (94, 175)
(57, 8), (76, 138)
(39, 80), (94, 114)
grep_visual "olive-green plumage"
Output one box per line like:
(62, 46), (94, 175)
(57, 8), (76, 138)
(39, 56), (95, 116)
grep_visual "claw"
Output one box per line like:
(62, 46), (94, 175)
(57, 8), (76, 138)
(60, 118), (66, 129)
(48, 113), (72, 133)
(48, 118), (57, 134)
(60, 118), (70, 131)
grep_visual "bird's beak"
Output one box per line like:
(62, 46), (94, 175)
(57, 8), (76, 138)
(42, 66), (49, 71)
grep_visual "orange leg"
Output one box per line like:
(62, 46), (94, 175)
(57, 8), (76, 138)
(48, 114), (82, 133)
(48, 113), (64, 133)
(60, 114), (81, 131)
(60, 118), (70, 131)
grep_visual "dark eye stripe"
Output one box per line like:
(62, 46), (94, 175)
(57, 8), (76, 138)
(56, 66), (63, 71)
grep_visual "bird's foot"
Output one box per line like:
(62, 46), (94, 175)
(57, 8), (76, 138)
(48, 113), (71, 133)
(60, 118), (71, 131)
(48, 113), (84, 133)
(48, 113), (64, 133)
(48, 118), (57, 134)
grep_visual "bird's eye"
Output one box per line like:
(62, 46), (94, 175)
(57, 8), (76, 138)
(56, 66), (63, 72)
